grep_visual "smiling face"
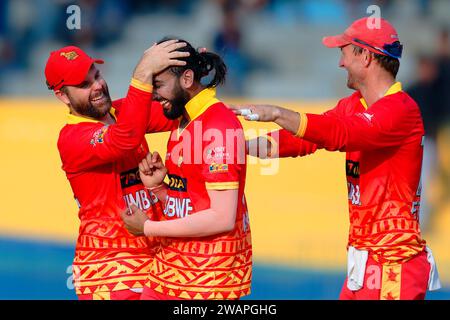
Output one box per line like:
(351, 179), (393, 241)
(339, 44), (367, 90)
(153, 69), (190, 120)
(57, 64), (112, 119)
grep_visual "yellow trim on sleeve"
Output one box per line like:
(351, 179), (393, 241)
(205, 182), (239, 190)
(130, 78), (153, 93)
(295, 113), (308, 138)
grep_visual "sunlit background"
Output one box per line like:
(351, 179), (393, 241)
(1, 0), (449, 299)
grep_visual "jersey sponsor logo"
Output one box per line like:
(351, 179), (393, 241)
(167, 174), (187, 192)
(206, 146), (230, 162)
(121, 167), (159, 210)
(120, 167), (142, 188)
(123, 189), (158, 211)
(346, 160), (360, 178)
(164, 195), (193, 218)
(90, 126), (108, 146)
(362, 112), (374, 122)
(355, 112), (374, 124)
(60, 51), (79, 60)
(209, 163), (228, 173)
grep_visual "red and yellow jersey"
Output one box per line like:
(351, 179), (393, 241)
(57, 81), (175, 295)
(146, 88), (252, 300)
(271, 82), (426, 264)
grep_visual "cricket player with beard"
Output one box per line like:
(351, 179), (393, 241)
(45, 40), (188, 300)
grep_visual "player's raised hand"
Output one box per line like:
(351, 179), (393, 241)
(138, 151), (167, 188)
(121, 204), (149, 236)
(228, 104), (281, 122)
(133, 39), (190, 84)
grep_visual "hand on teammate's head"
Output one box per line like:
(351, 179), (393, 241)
(133, 39), (190, 83)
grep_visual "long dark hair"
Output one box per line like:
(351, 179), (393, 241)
(157, 37), (227, 88)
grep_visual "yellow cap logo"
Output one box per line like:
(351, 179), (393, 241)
(60, 51), (79, 60)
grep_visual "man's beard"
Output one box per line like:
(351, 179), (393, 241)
(69, 86), (112, 119)
(163, 84), (190, 120)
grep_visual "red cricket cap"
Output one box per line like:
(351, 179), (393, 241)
(44, 46), (104, 91)
(322, 17), (402, 58)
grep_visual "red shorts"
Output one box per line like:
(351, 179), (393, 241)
(78, 289), (141, 300)
(339, 250), (430, 300)
(141, 286), (183, 300)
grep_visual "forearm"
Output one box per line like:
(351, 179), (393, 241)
(144, 208), (234, 238)
(107, 80), (152, 151)
(273, 106), (302, 135)
(246, 137), (273, 158)
(247, 129), (319, 159)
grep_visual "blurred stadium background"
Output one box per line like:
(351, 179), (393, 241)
(1, 0), (450, 299)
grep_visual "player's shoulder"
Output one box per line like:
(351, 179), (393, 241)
(339, 91), (362, 105)
(58, 122), (104, 151)
(379, 90), (420, 114)
(202, 101), (242, 130)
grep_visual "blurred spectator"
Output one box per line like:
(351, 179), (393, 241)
(1, 0), (35, 70)
(407, 55), (440, 230)
(435, 28), (450, 125)
(213, 0), (251, 95)
(408, 55), (440, 140)
(127, 0), (198, 16)
(434, 27), (450, 220)
(406, 27), (450, 231)
(55, 0), (130, 49)
(418, 0), (432, 17)
(0, 0), (13, 73)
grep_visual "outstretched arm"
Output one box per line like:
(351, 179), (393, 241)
(230, 104), (303, 136)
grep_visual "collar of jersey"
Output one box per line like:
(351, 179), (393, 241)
(185, 87), (219, 122)
(360, 81), (402, 109)
(176, 87), (220, 138)
(67, 107), (117, 124)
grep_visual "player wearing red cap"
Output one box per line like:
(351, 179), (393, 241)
(45, 41), (189, 300)
(121, 38), (252, 300)
(232, 17), (441, 300)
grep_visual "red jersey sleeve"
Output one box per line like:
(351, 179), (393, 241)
(200, 107), (244, 191)
(301, 93), (422, 152)
(112, 98), (124, 110)
(58, 81), (152, 172)
(267, 129), (319, 158)
(266, 100), (351, 158)
(146, 101), (178, 133)
(113, 99), (176, 133)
